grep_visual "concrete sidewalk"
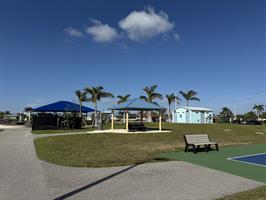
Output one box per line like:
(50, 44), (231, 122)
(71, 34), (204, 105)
(0, 127), (264, 200)
(33, 129), (171, 139)
(0, 127), (49, 200)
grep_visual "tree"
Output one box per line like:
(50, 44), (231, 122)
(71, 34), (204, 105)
(0, 111), (4, 119)
(117, 94), (131, 104)
(140, 85), (163, 122)
(165, 94), (180, 122)
(179, 90), (200, 106)
(84, 86), (114, 126)
(243, 111), (257, 121)
(252, 104), (264, 119)
(117, 94), (131, 123)
(75, 90), (88, 117)
(4, 111), (11, 115)
(220, 107), (234, 123)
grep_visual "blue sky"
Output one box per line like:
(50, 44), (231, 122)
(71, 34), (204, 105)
(0, 0), (265, 114)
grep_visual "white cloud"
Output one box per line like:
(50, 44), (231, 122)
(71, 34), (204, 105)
(86, 19), (119, 42)
(65, 27), (83, 37)
(118, 7), (174, 41)
(174, 33), (180, 41)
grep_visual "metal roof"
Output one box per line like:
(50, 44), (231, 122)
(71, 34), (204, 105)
(109, 98), (165, 111)
(175, 106), (213, 112)
(33, 101), (94, 113)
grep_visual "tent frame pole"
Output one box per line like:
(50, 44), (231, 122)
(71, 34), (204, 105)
(111, 110), (114, 131)
(126, 110), (129, 132)
(159, 111), (162, 131)
(140, 110), (143, 123)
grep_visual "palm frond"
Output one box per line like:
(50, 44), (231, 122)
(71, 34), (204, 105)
(175, 96), (181, 101)
(143, 87), (150, 94)
(100, 91), (114, 98)
(179, 91), (186, 96)
(75, 90), (82, 97)
(152, 101), (159, 106)
(190, 97), (200, 101)
(188, 90), (198, 98)
(140, 96), (148, 102)
(152, 93), (163, 100)
(117, 94), (131, 104)
(150, 85), (158, 92)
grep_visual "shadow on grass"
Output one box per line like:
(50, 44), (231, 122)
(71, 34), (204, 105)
(143, 127), (171, 132)
(53, 161), (145, 200)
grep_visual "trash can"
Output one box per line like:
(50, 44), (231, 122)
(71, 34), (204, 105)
(97, 120), (103, 130)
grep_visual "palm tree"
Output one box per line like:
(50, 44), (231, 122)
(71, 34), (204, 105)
(117, 94), (131, 104)
(252, 104), (264, 119)
(75, 90), (87, 117)
(179, 90), (200, 106)
(244, 111), (257, 121)
(140, 85), (163, 122)
(117, 94), (131, 123)
(84, 86), (114, 126)
(165, 94), (180, 122)
(220, 107), (234, 123)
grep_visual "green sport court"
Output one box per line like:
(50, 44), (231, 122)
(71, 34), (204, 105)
(159, 144), (266, 183)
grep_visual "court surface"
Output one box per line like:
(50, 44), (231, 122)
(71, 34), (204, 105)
(228, 153), (266, 167)
(160, 144), (266, 183)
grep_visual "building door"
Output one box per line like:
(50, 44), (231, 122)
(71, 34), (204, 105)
(186, 110), (190, 123)
(200, 112), (204, 123)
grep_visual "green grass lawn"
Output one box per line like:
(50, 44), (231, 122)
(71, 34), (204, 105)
(34, 123), (266, 167)
(216, 185), (266, 200)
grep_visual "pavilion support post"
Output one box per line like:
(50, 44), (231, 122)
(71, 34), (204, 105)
(126, 111), (129, 133)
(140, 110), (143, 123)
(111, 110), (114, 131)
(159, 111), (162, 131)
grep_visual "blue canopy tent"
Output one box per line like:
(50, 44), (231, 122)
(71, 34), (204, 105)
(32, 101), (94, 130)
(109, 98), (165, 132)
(33, 101), (94, 113)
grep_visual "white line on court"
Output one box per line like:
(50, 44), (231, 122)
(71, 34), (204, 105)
(227, 153), (266, 168)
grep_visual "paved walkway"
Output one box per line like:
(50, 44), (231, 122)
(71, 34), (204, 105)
(33, 129), (171, 139)
(0, 127), (264, 200)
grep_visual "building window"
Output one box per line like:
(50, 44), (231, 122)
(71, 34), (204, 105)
(180, 114), (182, 118)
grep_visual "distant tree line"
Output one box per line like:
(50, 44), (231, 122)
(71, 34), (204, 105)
(0, 111), (11, 119)
(75, 84), (200, 124)
(218, 104), (265, 123)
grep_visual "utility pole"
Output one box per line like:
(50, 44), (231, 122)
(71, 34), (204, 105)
(234, 104), (237, 120)
(175, 91), (177, 110)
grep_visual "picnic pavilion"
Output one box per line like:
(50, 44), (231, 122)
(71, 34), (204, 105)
(32, 101), (94, 130)
(109, 98), (166, 132)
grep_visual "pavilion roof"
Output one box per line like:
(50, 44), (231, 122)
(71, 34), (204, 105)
(33, 101), (94, 113)
(109, 98), (165, 111)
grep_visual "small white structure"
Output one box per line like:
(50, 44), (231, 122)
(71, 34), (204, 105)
(172, 106), (213, 124)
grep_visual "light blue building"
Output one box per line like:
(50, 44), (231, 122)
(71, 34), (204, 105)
(172, 106), (213, 124)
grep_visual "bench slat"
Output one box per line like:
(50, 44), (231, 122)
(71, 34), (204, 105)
(185, 134), (211, 144)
